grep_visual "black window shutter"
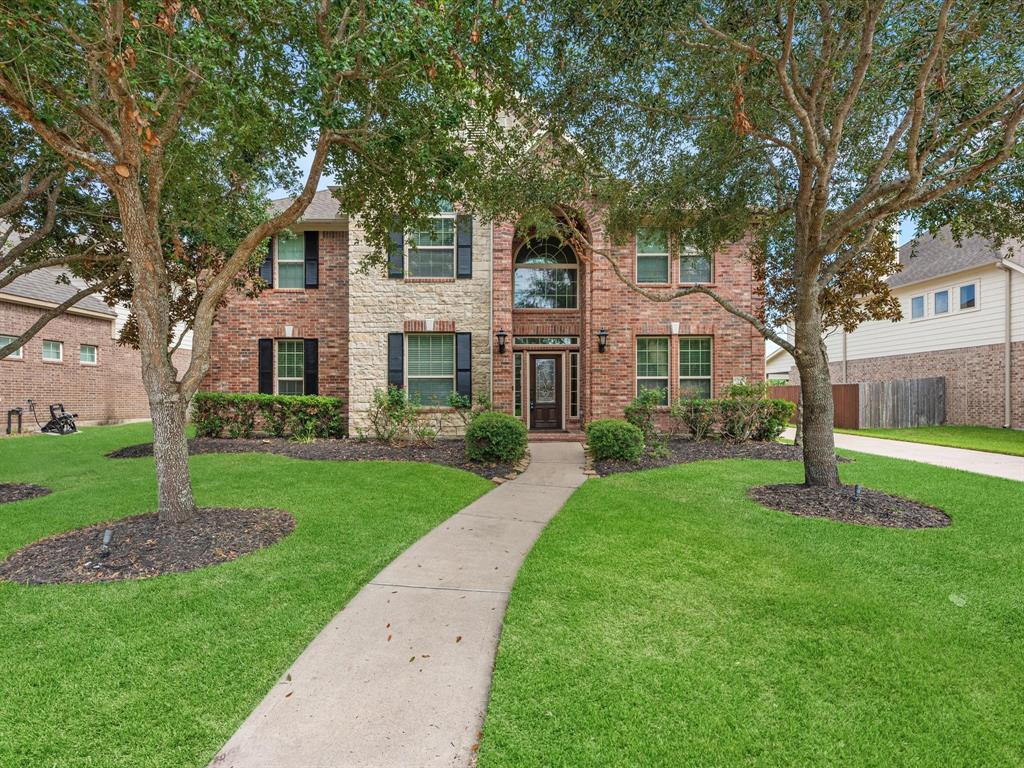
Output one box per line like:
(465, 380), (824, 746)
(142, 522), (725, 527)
(258, 338), (274, 394)
(456, 215), (473, 278)
(260, 239), (274, 287)
(304, 231), (319, 289)
(303, 338), (319, 395)
(387, 332), (404, 388)
(455, 332), (472, 397)
(388, 223), (404, 278)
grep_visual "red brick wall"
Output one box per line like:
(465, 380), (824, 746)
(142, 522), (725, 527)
(492, 210), (765, 427)
(0, 301), (191, 426)
(790, 343), (1024, 428)
(202, 230), (349, 409)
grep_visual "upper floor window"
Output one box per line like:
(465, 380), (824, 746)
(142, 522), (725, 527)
(910, 295), (925, 320)
(79, 344), (98, 365)
(636, 227), (669, 283)
(959, 283), (977, 310)
(409, 203), (456, 278)
(276, 234), (305, 289)
(680, 247), (713, 283)
(513, 236), (578, 309)
(42, 340), (63, 362)
(933, 289), (950, 315)
(0, 334), (23, 360)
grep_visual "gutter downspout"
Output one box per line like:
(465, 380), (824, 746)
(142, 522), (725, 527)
(999, 258), (1024, 428)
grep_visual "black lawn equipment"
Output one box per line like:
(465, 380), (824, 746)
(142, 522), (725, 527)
(28, 400), (79, 435)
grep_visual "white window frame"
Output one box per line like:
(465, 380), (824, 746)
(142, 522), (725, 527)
(931, 288), (951, 316)
(276, 339), (305, 395)
(79, 344), (99, 365)
(42, 340), (63, 362)
(635, 336), (670, 404)
(957, 282), (979, 312)
(909, 294), (926, 321)
(275, 233), (306, 291)
(679, 246), (714, 285)
(678, 336), (713, 399)
(0, 334), (23, 360)
(407, 208), (457, 279)
(636, 227), (670, 284)
(405, 333), (456, 406)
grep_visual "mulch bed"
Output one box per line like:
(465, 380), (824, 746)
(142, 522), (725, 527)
(0, 507), (295, 585)
(107, 437), (516, 480)
(748, 484), (950, 529)
(594, 438), (850, 476)
(0, 483), (52, 504)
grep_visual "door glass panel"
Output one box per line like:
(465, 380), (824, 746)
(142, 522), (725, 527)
(535, 359), (556, 404)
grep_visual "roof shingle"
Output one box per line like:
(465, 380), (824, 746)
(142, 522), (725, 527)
(890, 226), (1022, 288)
(0, 267), (115, 316)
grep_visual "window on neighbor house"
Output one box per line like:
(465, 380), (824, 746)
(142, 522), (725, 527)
(960, 283), (977, 310)
(679, 337), (712, 398)
(911, 295), (925, 320)
(680, 247), (713, 283)
(277, 339), (305, 394)
(636, 337), (669, 405)
(42, 340), (63, 362)
(79, 344), (98, 364)
(0, 334), (23, 360)
(407, 334), (455, 405)
(636, 227), (669, 283)
(408, 203), (456, 278)
(276, 234), (306, 289)
(933, 289), (950, 315)
(513, 236), (578, 309)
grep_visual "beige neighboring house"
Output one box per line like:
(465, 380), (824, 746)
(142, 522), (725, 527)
(765, 342), (795, 383)
(787, 227), (1024, 429)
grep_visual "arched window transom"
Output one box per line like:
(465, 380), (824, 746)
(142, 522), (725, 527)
(513, 236), (578, 309)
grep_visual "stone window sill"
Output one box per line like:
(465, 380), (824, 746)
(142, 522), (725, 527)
(405, 277), (456, 284)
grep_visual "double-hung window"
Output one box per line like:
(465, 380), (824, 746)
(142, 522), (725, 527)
(636, 337), (669, 405)
(636, 227), (669, 283)
(277, 339), (305, 394)
(276, 234), (306, 289)
(407, 334), (455, 405)
(680, 247), (713, 283)
(679, 337), (712, 398)
(0, 334), (23, 360)
(42, 340), (63, 362)
(80, 344), (98, 364)
(409, 204), (456, 278)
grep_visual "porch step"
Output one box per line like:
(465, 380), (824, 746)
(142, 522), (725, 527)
(528, 431), (586, 443)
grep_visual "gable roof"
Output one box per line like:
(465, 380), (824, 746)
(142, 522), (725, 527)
(890, 227), (1022, 288)
(270, 187), (344, 223)
(0, 267), (115, 316)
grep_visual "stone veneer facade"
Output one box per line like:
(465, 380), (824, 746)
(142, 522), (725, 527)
(204, 199), (765, 435)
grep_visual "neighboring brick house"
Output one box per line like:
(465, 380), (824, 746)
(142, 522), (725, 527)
(787, 227), (1024, 429)
(0, 268), (192, 428)
(204, 189), (765, 435)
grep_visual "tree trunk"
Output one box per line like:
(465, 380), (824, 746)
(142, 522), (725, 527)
(149, 391), (197, 523)
(794, 298), (841, 488)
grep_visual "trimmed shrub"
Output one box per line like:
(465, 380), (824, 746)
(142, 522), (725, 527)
(586, 418), (644, 461)
(465, 411), (528, 463)
(624, 388), (664, 442)
(192, 392), (344, 439)
(670, 397), (717, 441)
(752, 399), (797, 441)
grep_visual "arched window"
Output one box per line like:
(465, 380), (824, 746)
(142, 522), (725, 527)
(513, 236), (578, 309)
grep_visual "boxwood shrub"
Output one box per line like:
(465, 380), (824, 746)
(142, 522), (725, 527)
(192, 392), (345, 439)
(465, 411), (528, 463)
(586, 418), (644, 461)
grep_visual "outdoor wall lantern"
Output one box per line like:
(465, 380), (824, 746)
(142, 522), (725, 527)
(596, 328), (609, 353)
(496, 328), (508, 354)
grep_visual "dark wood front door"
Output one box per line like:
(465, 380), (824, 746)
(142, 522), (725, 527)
(529, 355), (562, 430)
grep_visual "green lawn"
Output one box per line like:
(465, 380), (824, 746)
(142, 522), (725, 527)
(0, 423), (491, 768)
(478, 454), (1024, 767)
(837, 425), (1024, 456)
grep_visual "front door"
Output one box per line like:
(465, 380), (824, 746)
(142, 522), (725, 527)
(529, 355), (562, 430)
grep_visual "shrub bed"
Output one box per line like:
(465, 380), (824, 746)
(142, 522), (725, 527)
(192, 392), (345, 439)
(465, 411), (528, 463)
(586, 418), (644, 461)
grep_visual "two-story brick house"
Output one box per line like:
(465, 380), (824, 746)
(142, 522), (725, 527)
(203, 189), (765, 435)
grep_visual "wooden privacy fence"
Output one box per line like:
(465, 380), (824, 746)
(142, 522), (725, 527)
(769, 377), (945, 430)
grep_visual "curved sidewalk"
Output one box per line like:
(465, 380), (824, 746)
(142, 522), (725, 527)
(784, 429), (1024, 482)
(210, 441), (587, 768)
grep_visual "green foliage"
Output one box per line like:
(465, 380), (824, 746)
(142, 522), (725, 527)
(624, 389), (663, 442)
(192, 393), (344, 440)
(670, 398), (717, 441)
(465, 411), (528, 464)
(753, 399), (797, 442)
(368, 386), (421, 444)
(586, 418), (644, 462)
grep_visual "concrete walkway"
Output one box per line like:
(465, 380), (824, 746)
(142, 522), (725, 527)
(784, 428), (1024, 482)
(210, 441), (587, 768)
